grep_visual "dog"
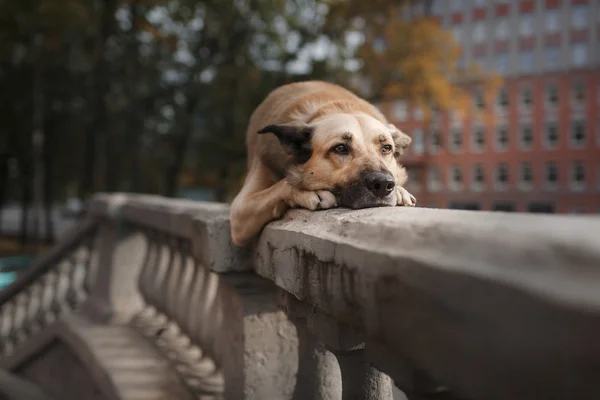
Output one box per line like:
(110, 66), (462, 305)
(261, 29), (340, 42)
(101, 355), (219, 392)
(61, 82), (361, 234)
(230, 81), (416, 246)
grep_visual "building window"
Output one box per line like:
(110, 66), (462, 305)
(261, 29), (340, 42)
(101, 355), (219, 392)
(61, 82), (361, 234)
(519, 162), (534, 190)
(495, 163), (509, 190)
(452, 26), (463, 42)
(450, 0), (462, 11)
(545, 9), (559, 33)
(412, 129), (424, 154)
(571, 5), (588, 29)
(545, 162), (559, 189)
(427, 165), (442, 192)
(391, 100), (407, 121)
(520, 50), (534, 73)
(473, 22), (486, 43)
(519, 85), (534, 111)
(407, 168), (422, 193)
(572, 44), (588, 67)
(528, 202), (555, 214)
(571, 80), (586, 108)
(450, 128), (462, 153)
(429, 129), (442, 153)
(544, 122), (559, 149)
(545, 83), (559, 109)
(473, 89), (485, 110)
(471, 126), (485, 152)
(546, 46), (560, 70)
(519, 13), (533, 37)
(493, 202), (516, 212)
(471, 163), (485, 191)
(519, 125), (533, 150)
(413, 106), (424, 121)
(570, 161), (586, 191)
(495, 19), (508, 40)
(496, 87), (509, 113)
(431, 0), (443, 15)
(495, 53), (508, 75)
(571, 119), (586, 148)
(495, 126), (509, 151)
(450, 164), (463, 191)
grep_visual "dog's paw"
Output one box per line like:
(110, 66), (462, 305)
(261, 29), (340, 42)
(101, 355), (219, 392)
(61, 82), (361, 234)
(288, 188), (337, 211)
(396, 186), (416, 207)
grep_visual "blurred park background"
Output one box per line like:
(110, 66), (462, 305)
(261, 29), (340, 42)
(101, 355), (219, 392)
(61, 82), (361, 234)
(0, 0), (598, 252)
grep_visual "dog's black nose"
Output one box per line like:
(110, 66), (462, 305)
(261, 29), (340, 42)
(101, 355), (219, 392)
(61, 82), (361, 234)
(365, 171), (395, 198)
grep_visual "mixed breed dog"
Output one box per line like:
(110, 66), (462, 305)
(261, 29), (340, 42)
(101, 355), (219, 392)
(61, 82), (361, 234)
(230, 81), (416, 246)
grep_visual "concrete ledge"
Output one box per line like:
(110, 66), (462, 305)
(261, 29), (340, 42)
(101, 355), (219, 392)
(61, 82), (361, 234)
(88, 193), (251, 273)
(254, 207), (600, 400)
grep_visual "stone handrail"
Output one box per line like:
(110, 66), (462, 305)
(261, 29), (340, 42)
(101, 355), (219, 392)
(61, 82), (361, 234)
(0, 218), (97, 357)
(1, 193), (600, 400)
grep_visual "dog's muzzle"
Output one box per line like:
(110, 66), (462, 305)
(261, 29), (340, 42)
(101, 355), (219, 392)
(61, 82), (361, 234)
(336, 170), (397, 209)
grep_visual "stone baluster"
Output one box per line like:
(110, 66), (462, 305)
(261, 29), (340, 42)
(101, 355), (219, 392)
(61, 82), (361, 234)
(284, 294), (394, 400)
(83, 194), (146, 323)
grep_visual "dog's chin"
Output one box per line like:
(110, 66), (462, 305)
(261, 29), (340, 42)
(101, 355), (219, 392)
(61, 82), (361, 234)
(337, 189), (397, 209)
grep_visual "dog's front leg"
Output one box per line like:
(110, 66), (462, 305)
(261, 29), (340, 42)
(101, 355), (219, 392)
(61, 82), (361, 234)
(230, 179), (336, 246)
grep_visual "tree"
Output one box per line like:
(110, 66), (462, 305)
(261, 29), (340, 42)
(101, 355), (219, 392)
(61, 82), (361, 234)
(0, 0), (497, 223)
(325, 0), (500, 118)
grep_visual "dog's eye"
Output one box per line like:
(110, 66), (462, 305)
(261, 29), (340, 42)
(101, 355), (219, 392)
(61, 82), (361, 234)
(331, 144), (349, 155)
(382, 144), (393, 154)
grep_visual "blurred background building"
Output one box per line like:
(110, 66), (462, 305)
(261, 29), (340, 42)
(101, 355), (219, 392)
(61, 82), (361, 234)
(384, 0), (600, 213)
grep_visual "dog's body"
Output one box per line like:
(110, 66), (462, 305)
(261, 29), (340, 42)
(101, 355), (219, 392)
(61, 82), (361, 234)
(230, 81), (416, 246)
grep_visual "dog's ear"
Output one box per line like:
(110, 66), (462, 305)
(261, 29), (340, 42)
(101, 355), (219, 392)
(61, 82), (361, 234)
(387, 124), (411, 159)
(258, 124), (313, 157)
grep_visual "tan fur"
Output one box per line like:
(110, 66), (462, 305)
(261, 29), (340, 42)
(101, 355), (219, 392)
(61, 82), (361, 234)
(230, 81), (416, 246)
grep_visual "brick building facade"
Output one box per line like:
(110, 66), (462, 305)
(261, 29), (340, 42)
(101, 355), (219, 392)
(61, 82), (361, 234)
(383, 0), (600, 213)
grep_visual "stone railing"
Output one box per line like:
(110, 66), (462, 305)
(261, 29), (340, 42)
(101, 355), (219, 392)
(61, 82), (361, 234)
(1, 193), (600, 400)
(0, 219), (96, 357)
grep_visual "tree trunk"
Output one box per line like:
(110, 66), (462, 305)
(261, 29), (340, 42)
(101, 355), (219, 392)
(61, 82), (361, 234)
(0, 152), (8, 235)
(87, 0), (118, 195)
(214, 166), (229, 203)
(19, 159), (32, 246)
(164, 97), (198, 197)
(31, 35), (45, 248)
(43, 116), (55, 245)
(125, 0), (142, 192)
(100, 0), (118, 192)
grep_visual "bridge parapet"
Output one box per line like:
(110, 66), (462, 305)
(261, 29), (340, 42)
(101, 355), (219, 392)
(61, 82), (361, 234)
(1, 193), (600, 400)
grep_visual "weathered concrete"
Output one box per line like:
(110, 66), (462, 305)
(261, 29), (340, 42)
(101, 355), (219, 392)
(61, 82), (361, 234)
(0, 370), (54, 400)
(254, 207), (600, 400)
(92, 193), (252, 273)
(333, 350), (393, 400)
(218, 274), (299, 400)
(292, 320), (342, 400)
(4, 194), (600, 400)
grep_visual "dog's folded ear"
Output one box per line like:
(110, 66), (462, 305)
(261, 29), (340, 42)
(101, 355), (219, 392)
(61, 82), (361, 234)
(387, 124), (411, 159)
(258, 123), (313, 158)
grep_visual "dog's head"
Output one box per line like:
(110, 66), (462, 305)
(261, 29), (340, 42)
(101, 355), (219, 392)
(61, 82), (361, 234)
(258, 113), (411, 209)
